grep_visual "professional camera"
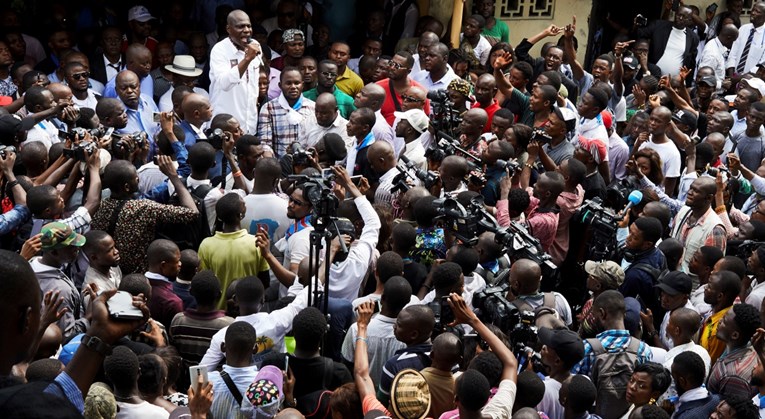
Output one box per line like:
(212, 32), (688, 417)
(425, 136), (458, 163)
(495, 159), (521, 176)
(493, 222), (558, 286)
(472, 284), (541, 352)
(606, 177), (641, 211)
(114, 131), (148, 152)
(433, 197), (483, 245)
(287, 174), (338, 221)
(58, 127), (91, 142)
(203, 128), (226, 150)
(576, 197), (621, 261)
(734, 240), (765, 260)
(89, 125), (113, 139)
(427, 90), (462, 137)
(0, 145), (16, 158)
(63, 141), (97, 162)
(531, 128), (553, 143)
(290, 143), (313, 168)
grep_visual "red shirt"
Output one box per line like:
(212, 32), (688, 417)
(376, 78), (431, 126)
(472, 100), (501, 133)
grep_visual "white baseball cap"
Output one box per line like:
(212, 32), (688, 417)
(394, 109), (429, 134)
(128, 6), (156, 23)
(744, 77), (765, 97)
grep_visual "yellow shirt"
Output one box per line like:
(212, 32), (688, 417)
(198, 229), (269, 308)
(700, 306), (731, 365)
(335, 66), (364, 99)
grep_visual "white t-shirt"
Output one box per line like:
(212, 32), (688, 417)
(275, 226), (313, 297)
(115, 401), (169, 419)
(537, 377), (564, 419)
(656, 27), (686, 76)
(242, 193), (291, 241)
(639, 138), (682, 178)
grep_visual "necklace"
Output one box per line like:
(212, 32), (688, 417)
(113, 394), (140, 403)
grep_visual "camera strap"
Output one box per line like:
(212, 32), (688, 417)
(389, 80), (402, 112)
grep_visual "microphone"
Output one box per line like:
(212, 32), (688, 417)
(246, 37), (254, 44)
(623, 190), (643, 214)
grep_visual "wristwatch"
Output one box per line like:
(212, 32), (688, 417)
(81, 335), (113, 356)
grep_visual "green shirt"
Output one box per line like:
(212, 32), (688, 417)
(303, 86), (357, 119)
(481, 18), (510, 44)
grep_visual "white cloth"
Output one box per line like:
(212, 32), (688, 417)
(209, 365), (259, 419)
(576, 116), (609, 145)
(199, 283), (309, 369)
(209, 37), (262, 134)
(751, 394), (765, 419)
(460, 34), (492, 66)
(537, 377), (564, 419)
(401, 138), (427, 171)
(24, 120), (61, 151)
(137, 160), (175, 195)
(411, 66), (460, 92)
(300, 114), (351, 148)
(328, 196), (381, 300)
(656, 27), (687, 76)
(374, 168), (399, 209)
(341, 314), (405, 388)
(481, 379), (517, 419)
(158, 86), (210, 112)
(659, 341), (711, 406)
(691, 283), (713, 317)
(659, 300), (699, 349)
(639, 138), (682, 178)
(103, 54), (123, 83)
(71, 90), (100, 110)
(747, 279), (765, 309)
(373, 110), (396, 151)
(115, 401), (169, 419)
(274, 225), (313, 297)
(242, 193), (291, 240)
(727, 23), (765, 74)
(699, 37), (729, 85)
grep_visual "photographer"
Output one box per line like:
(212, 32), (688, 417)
(507, 259), (572, 326)
(456, 108), (489, 158)
(513, 158), (566, 253)
(138, 112), (190, 195)
(479, 139), (515, 206)
(435, 155), (470, 198)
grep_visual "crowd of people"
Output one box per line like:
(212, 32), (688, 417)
(5, 0), (765, 418)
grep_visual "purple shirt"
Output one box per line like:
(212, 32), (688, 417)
(148, 277), (183, 328)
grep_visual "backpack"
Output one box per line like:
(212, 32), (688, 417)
(295, 357), (335, 419)
(512, 292), (564, 329)
(587, 337), (641, 419)
(155, 182), (214, 250)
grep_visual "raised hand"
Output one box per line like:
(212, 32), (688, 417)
(447, 293), (479, 327)
(41, 290), (68, 328)
(493, 51), (513, 69)
(356, 301), (375, 328)
(564, 16), (576, 38)
(614, 40), (635, 56)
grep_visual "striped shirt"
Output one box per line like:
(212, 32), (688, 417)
(707, 344), (759, 398)
(170, 309), (233, 365)
(377, 342), (432, 405)
(571, 329), (653, 376)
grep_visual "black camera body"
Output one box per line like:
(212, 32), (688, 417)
(291, 143), (312, 167)
(114, 131), (148, 152)
(63, 141), (97, 162)
(576, 197), (621, 261)
(203, 128), (226, 150)
(531, 128), (553, 144)
(0, 145), (16, 158)
(428, 90), (462, 136)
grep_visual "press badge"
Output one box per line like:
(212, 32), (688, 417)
(230, 59), (238, 67)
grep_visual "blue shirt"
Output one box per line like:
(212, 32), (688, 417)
(116, 94), (160, 158)
(103, 74), (154, 101)
(571, 329), (653, 376)
(0, 205), (31, 235)
(481, 166), (507, 206)
(45, 371), (84, 412)
(378, 342), (432, 405)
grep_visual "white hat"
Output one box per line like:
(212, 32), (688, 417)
(128, 6), (155, 23)
(744, 77), (765, 97)
(394, 109), (429, 134)
(165, 55), (203, 78)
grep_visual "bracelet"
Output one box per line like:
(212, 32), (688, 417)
(524, 163), (534, 170)
(714, 205), (727, 214)
(232, 170), (243, 178)
(355, 337), (369, 344)
(5, 180), (19, 190)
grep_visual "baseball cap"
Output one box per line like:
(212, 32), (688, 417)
(576, 135), (607, 164)
(390, 369), (431, 419)
(671, 109), (698, 131)
(698, 74), (717, 87)
(622, 56), (639, 70)
(394, 109), (429, 134)
(538, 327), (585, 367)
(552, 106), (577, 133)
(40, 222), (86, 250)
(584, 260), (625, 289)
(744, 77), (765, 97)
(128, 5), (156, 23)
(0, 114), (36, 142)
(655, 271), (692, 296)
(282, 28), (305, 43)
(245, 365), (283, 408)
(623, 297), (642, 336)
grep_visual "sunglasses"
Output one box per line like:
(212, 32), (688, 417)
(72, 71), (90, 81)
(401, 95), (423, 103)
(320, 71), (338, 78)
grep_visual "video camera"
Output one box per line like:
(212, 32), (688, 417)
(287, 174), (339, 222)
(63, 141), (97, 162)
(427, 90), (462, 137)
(575, 197), (621, 261)
(114, 131), (148, 152)
(531, 128), (553, 144)
(290, 143), (313, 168)
(390, 155), (439, 194)
(472, 283), (541, 352)
(735, 240), (765, 260)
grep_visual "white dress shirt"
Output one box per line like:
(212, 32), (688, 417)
(401, 139), (427, 171)
(300, 114), (351, 148)
(727, 23), (765, 74)
(411, 66), (459, 92)
(328, 196), (381, 300)
(158, 86), (210, 112)
(103, 54), (124, 83)
(24, 120), (61, 151)
(209, 37), (262, 134)
(698, 37), (729, 86)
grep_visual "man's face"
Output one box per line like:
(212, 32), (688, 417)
(116, 75), (141, 108)
(648, 110), (669, 135)
(463, 18), (481, 38)
(490, 116), (512, 138)
(99, 237), (121, 267)
(346, 112), (366, 138)
(747, 107), (765, 131)
(423, 46), (444, 72)
(674, 7), (693, 28)
(354, 86), (373, 108)
(395, 119), (413, 138)
(477, 0), (494, 17)
(660, 290), (686, 311)
(317, 62), (338, 89)
(529, 87), (547, 112)
(328, 44), (350, 66)
(315, 101), (338, 127)
(189, 38), (207, 62)
(545, 112), (566, 139)
(38, 90), (56, 111)
(277, 2), (298, 29)
(417, 36), (437, 57)
(508, 67), (527, 89)
(65, 65), (90, 92)
(734, 90), (753, 112)
(287, 189), (311, 219)
(285, 36), (305, 58)
(532, 173), (550, 200)
(709, 401), (736, 419)
(715, 309), (736, 341)
(227, 13), (253, 48)
(362, 40), (382, 59)
(625, 223), (647, 251)
(101, 29), (122, 56)
(280, 71), (303, 101)
(374, 58), (390, 81)
(704, 274), (721, 305)
(129, 20), (152, 38)
(474, 78), (495, 106)
(0, 41), (12, 67)
(459, 112), (482, 137)
(401, 89), (426, 111)
(48, 31), (71, 54)
(685, 179), (710, 208)
(156, 45), (174, 67)
(544, 47), (563, 71)
(387, 54), (410, 80)
(299, 59), (318, 86)
(128, 52), (152, 78)
(752, 4), (765, 27)
(591, 59), (611, 81)
(577, 93), (600, 120)
(697, 83), (714, 100)
(160, 249), (182, 279)
(5, 33), (25, 59)
(108, 103), (128, 129)
(481, 140), (502, 164)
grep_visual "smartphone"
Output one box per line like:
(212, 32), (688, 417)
(284, 355), (290, 373)
(707, 2), (718, 14)
(635, 14), (648, 27)
(153, 112), (161, 123)
(189, 365), (208, 393)
(350, 175), (363, 186)
(672, 0), (680, 11)
(107, 291), (144, 320)
(322, 168), (333, 179)
(440, 296), (455, 326)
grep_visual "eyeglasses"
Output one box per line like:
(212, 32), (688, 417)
(72, 71), (90, 81)
(401, 95), (424, 103)
(388, 61), (407, 70)
(320, 71), (338, 77)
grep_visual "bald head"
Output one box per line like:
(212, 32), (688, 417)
(402, 86), (427, 111)
(181, 93), (213, 126)
(652, 106), (672, 122)
(315, 92), (337, 108)
(47, 83), (71, 102)
(227, 10), (249, 26)
(275, 408), (305, 419)
(399, 305), (435, 343)
(367, 140), (396, 173)
(125, 44), (152, 77)
(670, 307), (701, 338)
(463, 108), (489, 136)
(420, 31), (440, 45)
(695, 176), (717, 196)
(511, 259), (542, 294)
(432, 332), (463, 366)
(360, 83), (386, 110)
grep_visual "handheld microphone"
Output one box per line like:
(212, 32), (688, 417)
(246, 37), (254, 44)
(623, 190), (643, 213)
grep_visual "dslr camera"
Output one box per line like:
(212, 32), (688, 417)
(114, 131), (148, 152)
(63, 141), (97, 162)
(203, 128), (227, 150)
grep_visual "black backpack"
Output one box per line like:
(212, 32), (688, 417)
(295, 357), (335, 419)
(155, 182), (214, 250)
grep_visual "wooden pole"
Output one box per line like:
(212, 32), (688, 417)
(450, 0), (465, 49)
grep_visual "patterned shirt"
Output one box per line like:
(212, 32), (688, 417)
(257, 95), (316, 157)
(91, 198), (198, 274)
(571, 329), (653, 376)
(707, 344), (758, 398)
(0, 74), (17, 97)
(700, 306), (731, 365)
